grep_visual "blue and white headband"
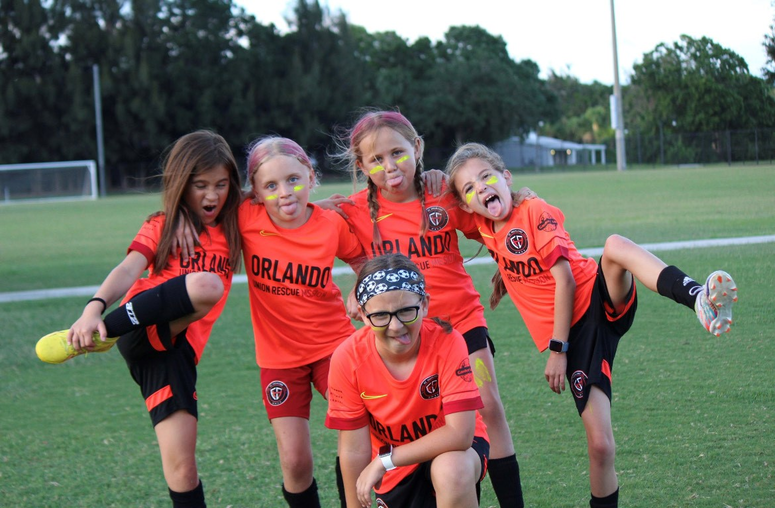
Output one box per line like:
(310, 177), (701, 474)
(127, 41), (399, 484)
(356, 268), (426, 306)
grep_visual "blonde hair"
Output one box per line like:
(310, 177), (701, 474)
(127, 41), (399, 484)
(333, 110), (428, 243)
(246, 136), (319, 192)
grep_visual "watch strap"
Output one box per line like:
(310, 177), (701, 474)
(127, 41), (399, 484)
(380, 450), (396, 471)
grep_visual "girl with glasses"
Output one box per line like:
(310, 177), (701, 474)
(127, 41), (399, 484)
(326, 253), (489, 508)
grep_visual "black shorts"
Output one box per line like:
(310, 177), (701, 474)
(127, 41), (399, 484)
(566, 260), (638, 415)
(118, 320), (198, 427)
(374, 436), (489, 508)
(462, 326), (496, 356)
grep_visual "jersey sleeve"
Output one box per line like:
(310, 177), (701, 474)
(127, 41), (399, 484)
(127, 215), (163, 267)
(332, 212), (367, 266)
(525, 199), (572, 269)
(326, 338), (370, 430)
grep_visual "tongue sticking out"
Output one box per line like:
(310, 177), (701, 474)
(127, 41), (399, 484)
(486, 196), (503, 217)
(280, 203), (298, 216)
(387, 175), (404, 188)
(393, 333), (412, 345)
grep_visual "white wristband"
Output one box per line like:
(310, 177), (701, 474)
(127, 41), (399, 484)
(379, 451), (396, 471)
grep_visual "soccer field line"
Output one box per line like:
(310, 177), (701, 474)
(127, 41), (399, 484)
(3, 234), (774, 304)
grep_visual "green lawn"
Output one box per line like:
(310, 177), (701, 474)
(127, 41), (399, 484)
(1, 164), (773, 507)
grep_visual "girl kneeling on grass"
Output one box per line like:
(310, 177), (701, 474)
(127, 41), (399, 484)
(35, 130), (242, 508)
(444, 142), (738, 508)
(326, 253), (489, 508)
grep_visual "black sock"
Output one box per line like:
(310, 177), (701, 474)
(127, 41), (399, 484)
(282, 478), (321, 508)
(488, 454), (525, 508)
(656, 265), (701, 310)
(335, 456), (346, 508)
(103, 275), (194, 341)
(169, 480), (206, 508)
(590, 487), (618, 508)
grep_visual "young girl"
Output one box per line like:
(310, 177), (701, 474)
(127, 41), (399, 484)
(445, 142), (738, 508)
(326, 110), (524, 506)
(35, 130), (243, 508)
(326, 253), (489, 508)
(241, 136), (366, 507)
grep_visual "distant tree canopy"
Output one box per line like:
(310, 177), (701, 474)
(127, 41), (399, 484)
(2, 1), (774, 184)
(764, 12), (775, 84)
(629, 35), (775, 135)
(0, 0), (558, 184)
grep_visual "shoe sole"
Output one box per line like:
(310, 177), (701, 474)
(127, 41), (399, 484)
(36, 331), (117, 364)
(705, 271), (738, 336)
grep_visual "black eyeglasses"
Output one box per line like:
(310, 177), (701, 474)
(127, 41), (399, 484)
(364, 306), (421, 329)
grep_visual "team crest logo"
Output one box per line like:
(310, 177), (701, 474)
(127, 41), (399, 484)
(419, 374), (440, 400)
(537, 212), (558, 232)
(571, 370), (588, 399)
(455, 359), (473, 382)
(376, 498), (389, 508)
(425, 206), (449, 231)
(266, 380), (289, 406)
(505, 228), (528, 255)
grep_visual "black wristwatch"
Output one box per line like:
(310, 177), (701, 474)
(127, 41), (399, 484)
(378, 444), (396, 471)
(548, 338), (569, 353)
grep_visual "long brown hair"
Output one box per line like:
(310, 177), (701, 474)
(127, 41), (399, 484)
(333, 110), (428, 244)
(153, 130), (242, 275)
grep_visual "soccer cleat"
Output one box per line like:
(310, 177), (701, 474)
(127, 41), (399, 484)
(695, 270), (738, 336)
(36, 330), (118, 364)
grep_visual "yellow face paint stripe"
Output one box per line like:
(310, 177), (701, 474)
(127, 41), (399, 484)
(396, 155), (409, 164)
(486, 175), (498, 185)
(473, 358), (493, 388)
(465, 190), (475, 204)
(265, 194), (278, 200)
(369, 165), (384, 175)
(293, 184), (305, 192)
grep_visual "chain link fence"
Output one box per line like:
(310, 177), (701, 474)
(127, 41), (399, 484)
(625, 127), (775, 166)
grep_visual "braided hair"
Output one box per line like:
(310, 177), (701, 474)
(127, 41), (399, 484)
(333, 110), (428, 244)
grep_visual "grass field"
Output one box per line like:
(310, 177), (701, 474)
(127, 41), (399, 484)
(1, 164), (774, 507)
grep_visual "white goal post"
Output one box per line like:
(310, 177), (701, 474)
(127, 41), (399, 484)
(0, 160), (98, 204)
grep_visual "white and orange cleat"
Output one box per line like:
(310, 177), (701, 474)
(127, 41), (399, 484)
(695, 270), (738, 336)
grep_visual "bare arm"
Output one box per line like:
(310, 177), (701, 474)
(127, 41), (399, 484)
(315, 194), (356, 220)
(355, 410), (476, 505)
(338, 427), (373, 507)
(172, 212), (199, 263)
(68, 250), (148, 350)
(545, 258), (576, 394)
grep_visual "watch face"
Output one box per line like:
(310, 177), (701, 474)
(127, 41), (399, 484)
(378, 445), (391, 457)
(549, 340), (566, 352)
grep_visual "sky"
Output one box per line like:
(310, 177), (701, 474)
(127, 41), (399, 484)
(237, 0), (773, 85)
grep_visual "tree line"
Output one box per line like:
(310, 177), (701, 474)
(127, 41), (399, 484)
(3, 0), (775, 188)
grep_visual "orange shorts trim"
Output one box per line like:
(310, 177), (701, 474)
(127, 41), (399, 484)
(145, 385), (173, 411)
(601, 359), (612, 383)
(147, 325), (165, 352)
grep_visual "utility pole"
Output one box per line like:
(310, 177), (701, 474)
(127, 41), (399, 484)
(610, 0), (626, 171)
(93, 64), (107, 196)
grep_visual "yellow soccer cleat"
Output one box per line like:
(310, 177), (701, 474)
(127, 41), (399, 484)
(36, 330), (118, 364)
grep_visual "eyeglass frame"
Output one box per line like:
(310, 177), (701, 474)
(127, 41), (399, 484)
(363, 305), (422, 329)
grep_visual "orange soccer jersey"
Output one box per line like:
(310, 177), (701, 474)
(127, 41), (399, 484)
(123, 214), (233, 362)
(239, 201), (365, 369)
(473, 198), (598, 351)
(341, 186), (486, 334)
(326, 320), (487, 493)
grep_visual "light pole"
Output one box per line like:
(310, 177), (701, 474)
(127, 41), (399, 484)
(610, 0), (626, 171)
(93, 64), (106, 196)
